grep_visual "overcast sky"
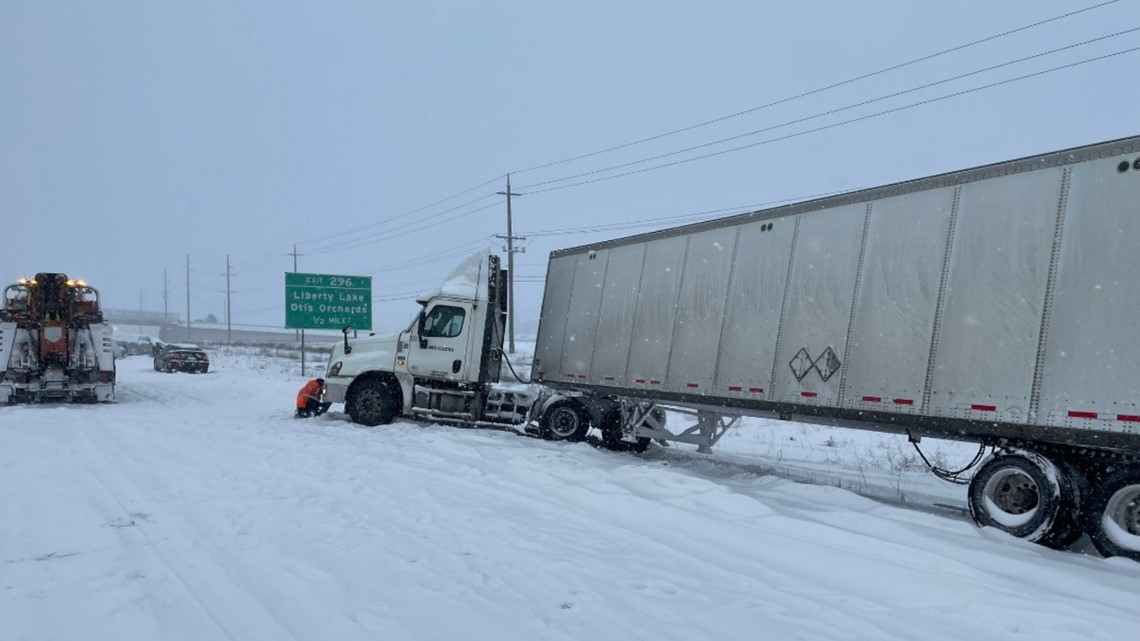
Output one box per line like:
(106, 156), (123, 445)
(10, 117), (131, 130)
(3, 0), (1137, 334)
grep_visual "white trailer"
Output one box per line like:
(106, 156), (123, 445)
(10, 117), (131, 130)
(325, 135), (1140, 561)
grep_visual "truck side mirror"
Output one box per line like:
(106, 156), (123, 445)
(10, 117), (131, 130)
(417, 312), (428, 349)
(342, 326), (352, 354)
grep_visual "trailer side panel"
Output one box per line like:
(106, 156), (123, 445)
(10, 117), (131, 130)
(533, 254), (576, 380)
(590, 244), (645, 387)
(559, 252), (609, 381)
(713, 219), (796, 399)
(770, 204), (865, 406)
(842, 187), (955, 414)
(664, 227), (737, 395)
(625, 236), (688, 390)
(928, 167), (1063, 423)
(1038, 155), (1140, 433)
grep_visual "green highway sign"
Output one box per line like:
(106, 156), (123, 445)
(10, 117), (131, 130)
(285, 272), (372, 330)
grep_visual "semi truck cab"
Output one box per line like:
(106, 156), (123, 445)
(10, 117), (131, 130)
(323, 252), (510, 426)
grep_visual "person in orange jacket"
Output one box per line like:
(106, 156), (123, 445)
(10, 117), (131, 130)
(296, 378), (331, 418)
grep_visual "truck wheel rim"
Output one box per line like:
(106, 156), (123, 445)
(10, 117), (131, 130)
(1104, 484), (1140, 541)
(983, 469), (1039, 516)
(357, 389), (384, 417)
(550, 408), (579, 438)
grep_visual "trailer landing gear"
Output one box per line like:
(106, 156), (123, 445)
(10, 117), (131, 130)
(628, 404), (739, 454)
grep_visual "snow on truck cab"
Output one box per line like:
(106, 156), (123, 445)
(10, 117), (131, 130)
(0, 273), (116, 403)
(324, 135), (1140, 563)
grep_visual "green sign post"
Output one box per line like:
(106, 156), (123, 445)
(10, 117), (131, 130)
(285, 272), (372, 331)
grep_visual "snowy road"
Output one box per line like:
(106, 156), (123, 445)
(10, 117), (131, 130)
(2, 353), (1137, 641)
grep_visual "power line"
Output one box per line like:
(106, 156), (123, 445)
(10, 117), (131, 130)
(231, 176), (503, 281)
(297, 174), (504, 249)
(239, 301), (284, 316)
(518, 29), (1140, 191)
(226, 3), (1126, 287)
(244, 246), (290, 269)
(303, 196), (499, 256)
(304, 199), (504, 257)
(350, 238), (496, 275)
(225, 4), (1131, 308)
(522, 46), (1140, 196)
(510, 0), (1123, 175)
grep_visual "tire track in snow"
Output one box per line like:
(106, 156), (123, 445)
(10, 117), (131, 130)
(113, 384), (173, 407)
(311, 423), (1139, 635)
(88, 419), (482, 639)
(81, 465), (243, 641)
(115, 380), (211, 407)
(72, 358), (1140, 639)
(70, 421), (307, 641)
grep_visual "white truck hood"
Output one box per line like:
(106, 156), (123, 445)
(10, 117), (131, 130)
(328, 330), (400, 378)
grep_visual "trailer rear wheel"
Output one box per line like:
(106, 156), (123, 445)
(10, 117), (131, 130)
(967, 451), (1080, 549)
(539, 400), (589, 441)
(599, 409), (651, 453)
(347, 379), (397, 427)
(1085, 466), (1140, 562)
(1050, 461), (1089, 549)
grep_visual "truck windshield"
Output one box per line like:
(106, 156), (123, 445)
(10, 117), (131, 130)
(423, 305), (465, 338)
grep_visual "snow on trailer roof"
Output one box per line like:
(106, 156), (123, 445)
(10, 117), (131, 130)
(549, 133), (1140, 259)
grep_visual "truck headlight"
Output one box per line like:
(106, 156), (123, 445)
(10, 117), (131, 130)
(328, 361), (342, 377)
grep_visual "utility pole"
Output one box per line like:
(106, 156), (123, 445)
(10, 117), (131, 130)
(185, 254), (192, 342)
(496, 174), (525, 354)
(138, 290), (144, 334)
(289, 244), (305, 376)
(225, 254), (233, 345)
(163, 267), (170, 343)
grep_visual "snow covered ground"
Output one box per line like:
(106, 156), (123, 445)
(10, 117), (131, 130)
(2, 349), (1138, 641)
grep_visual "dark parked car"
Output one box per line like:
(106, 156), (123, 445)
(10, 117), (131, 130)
(124, 336), (160, 356)
(153, 343), (209, 373)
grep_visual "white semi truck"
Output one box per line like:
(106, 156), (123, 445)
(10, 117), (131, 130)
(324, 134), (1140, 562)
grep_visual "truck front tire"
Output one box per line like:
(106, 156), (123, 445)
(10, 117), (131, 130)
(347, 379), (397, 427)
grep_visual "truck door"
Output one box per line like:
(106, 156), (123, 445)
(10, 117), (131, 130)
(406, 301), (474, 381)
